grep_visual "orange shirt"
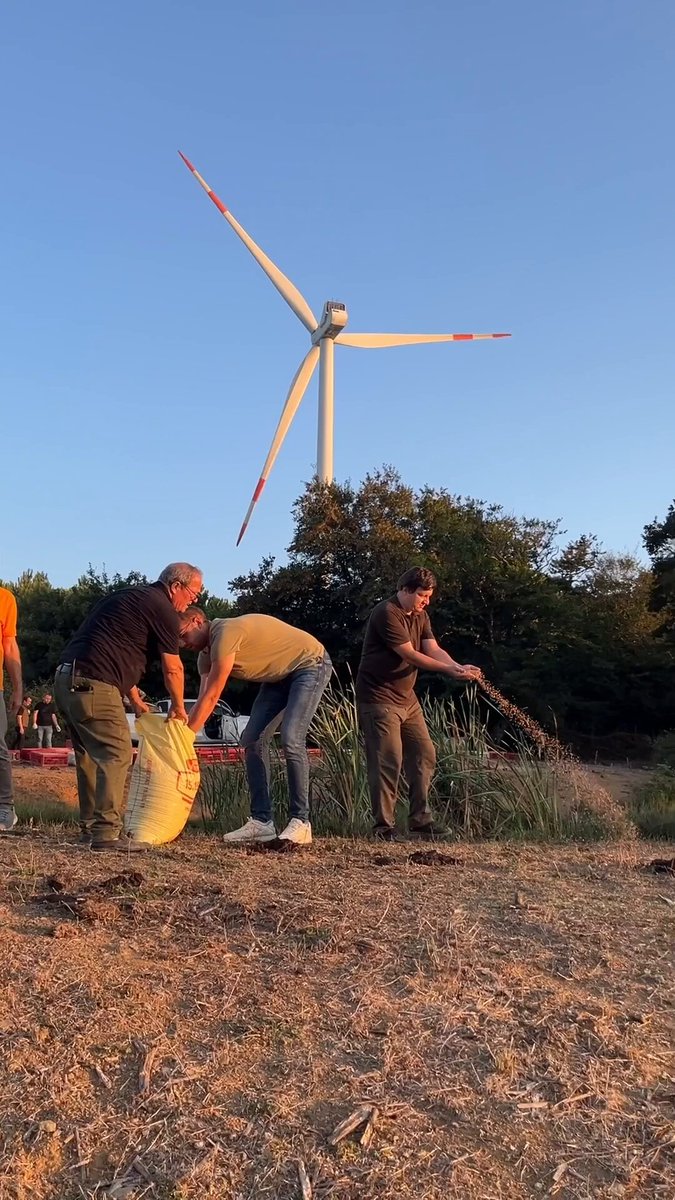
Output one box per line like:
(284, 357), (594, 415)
(0, 587), (18, 680)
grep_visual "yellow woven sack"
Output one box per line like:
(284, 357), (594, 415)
(124, 714), (200, 844)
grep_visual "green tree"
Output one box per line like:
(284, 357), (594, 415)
(229, 470), (670, 754)
(644, 500), (675, 634)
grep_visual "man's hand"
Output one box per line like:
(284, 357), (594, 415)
(55, 723), (62, 733)
(127, 687), (151, 719)
(449, 664), (483, 682)
(8, 691), (22, 720)
(167, 704), (189, 724)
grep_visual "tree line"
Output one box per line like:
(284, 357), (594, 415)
(4, 471), (674, 760)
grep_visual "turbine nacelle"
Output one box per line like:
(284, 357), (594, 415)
(311, 300), (349, 345)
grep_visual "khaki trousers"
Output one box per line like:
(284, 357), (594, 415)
(358, 696), (436, 832)
(54, 672), (131, 842)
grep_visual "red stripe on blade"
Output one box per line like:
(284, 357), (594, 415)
(178, 151), (195, 172)
(252, 477), (266, 502)
(453, 334), (474, 340)
(207, 188), (227, 215)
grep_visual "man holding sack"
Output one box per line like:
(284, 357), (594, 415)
(179, 610), (332, 847)
(55, 562), (202, 850)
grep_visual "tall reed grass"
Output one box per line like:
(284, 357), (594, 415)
(629, 766), (675, 840)
(197, 682), (625, 840)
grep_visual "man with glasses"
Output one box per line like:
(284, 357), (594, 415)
(54, 562), (202, 851)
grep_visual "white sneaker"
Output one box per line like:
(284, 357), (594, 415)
(278, 818), (312, 846)
(0, 805), (18, 832)
(222, 818), (277, 844)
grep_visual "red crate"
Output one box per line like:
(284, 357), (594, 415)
(196, 746), (227, 763)
(196, 745), (245, 764)
(20, 748), (70, 767)
(194, 746), (322, 766)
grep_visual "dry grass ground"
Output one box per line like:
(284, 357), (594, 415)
(0, 830), (673, 1200)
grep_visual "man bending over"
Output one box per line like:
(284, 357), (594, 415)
(180, 610), (332, 847)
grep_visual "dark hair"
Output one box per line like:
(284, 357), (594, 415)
(178, 605), (208, 627)
(397, 567), (437, 593)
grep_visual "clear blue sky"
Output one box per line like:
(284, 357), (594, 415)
(3, 1), (673, 596)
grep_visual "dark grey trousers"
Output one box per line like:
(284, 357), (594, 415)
(358, 696), (436, 831)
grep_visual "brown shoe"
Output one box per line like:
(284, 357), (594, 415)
(372, 827), (408, 844)
(409, 822), (450, 842)
(91, 837), (153, 853)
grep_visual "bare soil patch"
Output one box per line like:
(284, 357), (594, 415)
(587, 766), (653, 809)
(0, 833), (673, 1199)
(12, 765), (79, 811)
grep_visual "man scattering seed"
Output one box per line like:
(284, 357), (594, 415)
(179, 610), (332, 847)
(356, 567), (482, 842)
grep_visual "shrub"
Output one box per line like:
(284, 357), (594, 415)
(630, 767), (675, 840)
(651, 731), (675, 770)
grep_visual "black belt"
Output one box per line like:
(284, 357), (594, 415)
(56, 664), (120, 694)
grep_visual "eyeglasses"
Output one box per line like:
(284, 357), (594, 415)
(181, 582), (201, 602)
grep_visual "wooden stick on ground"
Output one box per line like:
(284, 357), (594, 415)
(132, 1040), (158, 1097)
(359, 1106), (379, 1149)
(297, 1160), (312, 1200)
(328, 1105), (374, 1147)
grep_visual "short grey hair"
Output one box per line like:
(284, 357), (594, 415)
(158, 562), (202, 588)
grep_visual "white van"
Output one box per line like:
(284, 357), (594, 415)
(126, 699), (248, 747)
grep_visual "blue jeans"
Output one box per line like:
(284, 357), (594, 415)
(241, 654), (332, 823)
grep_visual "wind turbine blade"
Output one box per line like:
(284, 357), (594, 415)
(336, 332), (511, 348)
(236, 345), (320, 545)
(178, 152), (318, 333)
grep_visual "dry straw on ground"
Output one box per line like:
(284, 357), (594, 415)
(1, 831), (673, 1199)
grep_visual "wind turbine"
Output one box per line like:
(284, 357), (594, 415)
(179, 152), (510, 544)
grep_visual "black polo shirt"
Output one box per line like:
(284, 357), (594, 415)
(60, 582), (180, 696)
(356, 595), (433, 705)
(35, 701), (56, 726)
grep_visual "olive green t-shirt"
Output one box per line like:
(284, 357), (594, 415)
(198, 615), (325, 684)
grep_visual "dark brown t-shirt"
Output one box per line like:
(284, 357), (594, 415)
(356, 596), (433, 705)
